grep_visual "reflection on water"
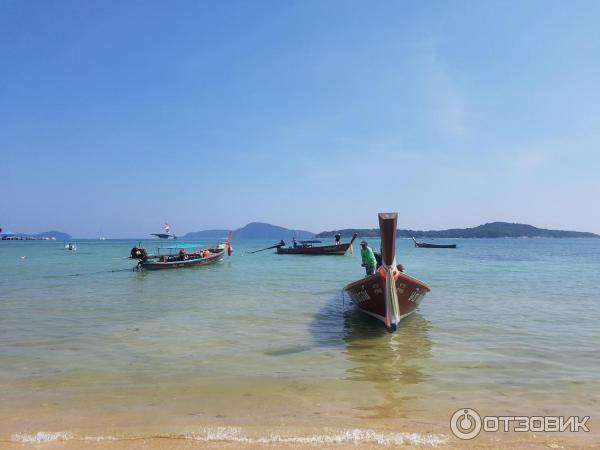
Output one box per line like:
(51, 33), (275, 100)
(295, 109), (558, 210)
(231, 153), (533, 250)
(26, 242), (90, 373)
(309, 291), (433, 421)
(342, 311), (432, 419)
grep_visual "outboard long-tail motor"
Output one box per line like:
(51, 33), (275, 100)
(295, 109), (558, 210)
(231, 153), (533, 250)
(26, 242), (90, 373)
(130, 245), (148, 260)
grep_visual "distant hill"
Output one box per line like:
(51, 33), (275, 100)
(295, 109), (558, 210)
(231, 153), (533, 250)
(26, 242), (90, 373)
(183, 229), (229, 239)
(183, 222), (314, 240)
(316, 222), (599, 239)
(34, 231), (72, 240)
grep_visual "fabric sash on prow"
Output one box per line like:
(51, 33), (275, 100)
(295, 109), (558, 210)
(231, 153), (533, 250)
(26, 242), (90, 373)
(226, 231), (233, 256)
(379, 212), (400, 332)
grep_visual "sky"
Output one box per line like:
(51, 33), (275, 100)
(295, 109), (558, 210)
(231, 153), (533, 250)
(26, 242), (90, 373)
(1, 0), (599, 237)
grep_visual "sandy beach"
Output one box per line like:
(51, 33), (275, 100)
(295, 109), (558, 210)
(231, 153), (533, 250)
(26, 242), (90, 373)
(2, 431), (600, 450)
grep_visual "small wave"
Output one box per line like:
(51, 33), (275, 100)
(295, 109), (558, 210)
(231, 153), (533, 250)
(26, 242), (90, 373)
(186, 427), (448, 446)
(11, 428), (447, 446)
(13, 431), (74, 443)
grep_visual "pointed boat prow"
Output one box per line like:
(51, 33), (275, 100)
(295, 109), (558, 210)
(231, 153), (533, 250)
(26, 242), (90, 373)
(343, 212), (431, 332)
(379, 213), (397, 267)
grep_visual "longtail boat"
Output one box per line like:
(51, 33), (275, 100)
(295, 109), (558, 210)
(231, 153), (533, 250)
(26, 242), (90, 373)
(130, 233), (232, 270)
(248, 234), (358, 255)
(151, 233), (176, 239)
(277, 233), (357, 255)
(412, 237), (456, 249)
(344, 213), (430, 332)
(151, 222), (176, 239)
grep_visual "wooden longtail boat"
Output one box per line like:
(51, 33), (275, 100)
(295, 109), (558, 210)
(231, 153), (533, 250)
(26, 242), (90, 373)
(150, 233), (177, 239)
(344, 214), (430, 332)
(151, 222), (176, 239)
(276, 233), (358, 255)
(412, 237), (456, 249)
(130, 234), (232, 270)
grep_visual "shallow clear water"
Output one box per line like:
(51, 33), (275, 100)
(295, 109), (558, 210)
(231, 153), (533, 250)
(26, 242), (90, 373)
(0, 238), (599, 443)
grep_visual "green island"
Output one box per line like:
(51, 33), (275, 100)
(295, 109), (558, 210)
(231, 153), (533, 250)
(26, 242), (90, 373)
(316, 222), (599, 239)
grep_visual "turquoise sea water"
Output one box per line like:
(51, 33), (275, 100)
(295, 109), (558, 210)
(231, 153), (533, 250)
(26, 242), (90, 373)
(0, 238), (599, 444)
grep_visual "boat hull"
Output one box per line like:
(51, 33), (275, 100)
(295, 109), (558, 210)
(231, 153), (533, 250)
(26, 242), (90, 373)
(276, 243), (351, 255)
(151, 233), (176, 239)
(415, 242), (456, 249)
(139, 250), (225, 270)
(344, 270), (430, 330)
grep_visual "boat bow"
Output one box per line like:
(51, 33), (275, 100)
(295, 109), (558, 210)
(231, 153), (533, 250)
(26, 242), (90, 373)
(379, 213), (401, 331)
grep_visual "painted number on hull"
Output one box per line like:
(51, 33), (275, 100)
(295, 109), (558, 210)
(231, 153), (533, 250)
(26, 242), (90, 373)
(408, 289), (424, 304)
(373, 283), (383, 295)
(351, 287), (371, 304)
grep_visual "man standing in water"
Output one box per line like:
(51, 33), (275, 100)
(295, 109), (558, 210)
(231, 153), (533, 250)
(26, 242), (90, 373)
(360, 240), (377, 276)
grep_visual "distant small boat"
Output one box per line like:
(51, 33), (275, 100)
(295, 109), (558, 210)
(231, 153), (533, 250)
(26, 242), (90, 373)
(151, 222), (176, 239)
(150, 233), (176, 239)
(412, 237), (456, 249)
(344, 214), (431, 332)
(64, 243), (77, 251)
(99, 237), (107, 241)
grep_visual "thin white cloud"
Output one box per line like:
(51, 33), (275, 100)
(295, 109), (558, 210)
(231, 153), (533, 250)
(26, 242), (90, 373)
(416, 39), (470, 139)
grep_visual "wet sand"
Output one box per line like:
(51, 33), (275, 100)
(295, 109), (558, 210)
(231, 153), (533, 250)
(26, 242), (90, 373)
(1, 433), (600, 450)
(1, 412), (598, 450)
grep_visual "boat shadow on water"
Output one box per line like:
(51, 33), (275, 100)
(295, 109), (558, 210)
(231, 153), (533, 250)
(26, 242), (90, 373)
(310, 293), (434, 419)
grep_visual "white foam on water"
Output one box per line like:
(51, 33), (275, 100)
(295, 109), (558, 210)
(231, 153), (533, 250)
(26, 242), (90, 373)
(186, 427), (448, 446)
(12, 431), (74, 443)
(11, 428), (448, 446)
(82, 435), (120, 441)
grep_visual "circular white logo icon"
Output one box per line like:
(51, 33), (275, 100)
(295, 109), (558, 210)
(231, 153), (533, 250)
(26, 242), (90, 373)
(450, 408), (482, 440)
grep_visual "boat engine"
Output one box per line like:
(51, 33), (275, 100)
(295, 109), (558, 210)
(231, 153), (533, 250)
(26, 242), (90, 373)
(130, 246), (147, 260)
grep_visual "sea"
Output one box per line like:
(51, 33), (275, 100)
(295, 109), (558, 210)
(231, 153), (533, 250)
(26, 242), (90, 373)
(0, 238), (599, 448)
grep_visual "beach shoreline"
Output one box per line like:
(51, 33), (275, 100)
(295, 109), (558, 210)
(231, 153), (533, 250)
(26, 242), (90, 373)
(2, 430), (599, 450)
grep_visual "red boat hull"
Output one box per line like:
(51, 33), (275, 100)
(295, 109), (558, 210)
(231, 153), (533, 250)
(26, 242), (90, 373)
(344, 269), (430, 331)
(276, 242), (352, 255)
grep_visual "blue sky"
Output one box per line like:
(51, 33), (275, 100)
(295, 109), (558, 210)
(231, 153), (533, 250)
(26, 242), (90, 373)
(1, 0), (599, 237)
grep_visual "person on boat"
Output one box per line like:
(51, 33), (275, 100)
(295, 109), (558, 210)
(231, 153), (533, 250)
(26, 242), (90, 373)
(334, 233), (341, 245)
(292, 237), (301, 248)
(178, 248), (186, 260)
(372, 248), (403, 272)
(360, 241), (377, 276)
(374, 251), (383, 269)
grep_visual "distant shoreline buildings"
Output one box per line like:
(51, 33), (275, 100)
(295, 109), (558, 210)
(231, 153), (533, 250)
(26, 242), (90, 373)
(0, 232), (57, 241)
(0, 229), (69, 240)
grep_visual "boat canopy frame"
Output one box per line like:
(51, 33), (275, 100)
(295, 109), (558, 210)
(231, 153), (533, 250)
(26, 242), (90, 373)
(156, 243), (214, 255)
